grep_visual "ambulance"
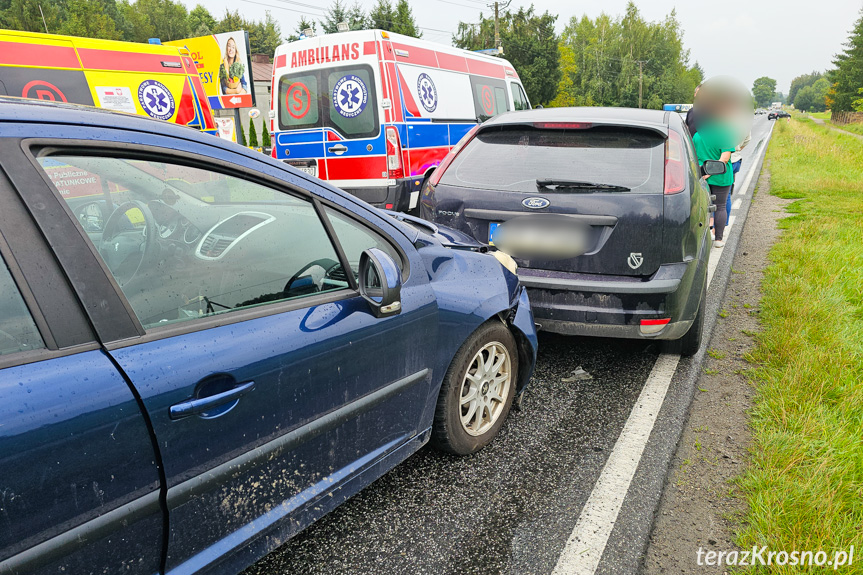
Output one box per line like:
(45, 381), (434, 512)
(270, 30), (531, 211)
(0, 29), (217, 134)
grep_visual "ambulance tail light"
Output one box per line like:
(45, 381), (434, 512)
(429, 124), (481, 187)
(386, 126), (404, 179)
(664, 130), (686, 195)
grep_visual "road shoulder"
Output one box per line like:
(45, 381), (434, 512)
(642, 165), (792, 574)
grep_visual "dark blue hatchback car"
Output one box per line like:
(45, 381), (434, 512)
(0, 99), (536, 575)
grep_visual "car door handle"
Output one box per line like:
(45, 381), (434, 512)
(169, 380), (256, 420)
(328, 144), (348, 155)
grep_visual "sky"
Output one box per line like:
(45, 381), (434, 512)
(194, 0), (863, 94)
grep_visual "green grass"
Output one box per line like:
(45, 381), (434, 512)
(736, 117), (863, 573)
(809, 110), (832, 120)
(834, 122), (863, 137)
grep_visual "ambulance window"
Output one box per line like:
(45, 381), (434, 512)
(325, 66), (378, 139)
(470, 76), (510, 122)
(278, 73), (320, 130)
(511, 83), (530, 111)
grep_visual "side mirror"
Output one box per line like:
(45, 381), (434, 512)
(358, 248), (402, 318)
(701, 160), (727, 176)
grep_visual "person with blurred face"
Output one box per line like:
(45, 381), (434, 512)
(692, 94), (737, 248)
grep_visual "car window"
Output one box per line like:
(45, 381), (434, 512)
(440, 126), (666, 193)
(323, 207), (403, 276)
(278, 72), (320, 130)
(470, 76), (510, 122)
(325, 65), (378, 139)
(510, 83), (530, 111)
(36, 155), (348, 330)
(0, 253), (44, 356)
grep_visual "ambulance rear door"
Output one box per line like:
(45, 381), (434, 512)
(321, 40), (388, 199)
(274, 36), (328, 178)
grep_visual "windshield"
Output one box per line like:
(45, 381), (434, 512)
(440, 126), (666, 193)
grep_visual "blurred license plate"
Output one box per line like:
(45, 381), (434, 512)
(488, 222), (501, 245)
(297, 166), (316, 177)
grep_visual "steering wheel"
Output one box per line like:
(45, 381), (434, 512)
(284, 258), (340, 296)
(99, 200), (157, 287)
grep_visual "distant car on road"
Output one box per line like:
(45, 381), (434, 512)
(0, 98), (537, 575)
(768, 110), (790, 120)
(421, 107), (712, 356)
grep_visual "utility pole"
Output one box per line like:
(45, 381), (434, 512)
(494, 1), (500, 53)
(488, 0), (509, 54)
(635, 59), (648, 108)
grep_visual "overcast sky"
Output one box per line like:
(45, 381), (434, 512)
(195, 0), (862, 94)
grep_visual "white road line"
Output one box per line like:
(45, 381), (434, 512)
(732, 198), (742, 210)
(551, 354), (680, 575)
(552, 129), (770, 575)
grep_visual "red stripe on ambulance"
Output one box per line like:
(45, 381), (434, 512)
(77, 48), (185, 74)
(0, 41), (80, 69)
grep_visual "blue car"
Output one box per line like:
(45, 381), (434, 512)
(0, 99), (537, 575)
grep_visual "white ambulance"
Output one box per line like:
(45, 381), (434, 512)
(269, 30), (530, 211)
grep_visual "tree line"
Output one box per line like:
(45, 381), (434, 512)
(0, 0), (283, 55)
(453, 2), (702, 109)
(755, 8), (863, 113)
(2, 0), (708, 111)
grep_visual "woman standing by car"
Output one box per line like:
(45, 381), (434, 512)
(692, 103), (737, 248)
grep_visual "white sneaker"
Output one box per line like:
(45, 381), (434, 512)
(714, 240), (726, 248)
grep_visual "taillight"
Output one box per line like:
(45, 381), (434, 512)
(664, 130), (686, 195)
(385, 126), (403, 179)
(429, 124), (481, 187)
(640, 318), (671, 335)
(532, 122), (592, 130)
(271, 145), (277, 159)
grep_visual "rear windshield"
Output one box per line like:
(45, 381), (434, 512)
(440, 126), (665, 193)
(278, 64), (378, 139)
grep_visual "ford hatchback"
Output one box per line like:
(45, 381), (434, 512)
(421, 107), (712, 355)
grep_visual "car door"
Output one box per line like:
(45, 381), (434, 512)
(25, 139), (439, 574)
(0, 153), (162, 575)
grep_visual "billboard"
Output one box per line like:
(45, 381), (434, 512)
(167, 31), (255, 109)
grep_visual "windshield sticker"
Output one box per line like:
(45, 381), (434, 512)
(480, 85), (495, 115)
(417, 73), (437, 112)
(138, 80), (175, 121)
(332, 74), (368, 119)
(286, 82), (312, 119)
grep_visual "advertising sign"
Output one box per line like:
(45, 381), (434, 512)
(214, 117), (237, 142)
(167, 30), (255, 109)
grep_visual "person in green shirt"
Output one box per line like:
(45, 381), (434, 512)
(692, 117), (736, 247)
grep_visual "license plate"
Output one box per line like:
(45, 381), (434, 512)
(297, 166), (316, 177)
(488, 222), (501, 245)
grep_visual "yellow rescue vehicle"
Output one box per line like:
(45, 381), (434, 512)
(0, 29), (217, 134)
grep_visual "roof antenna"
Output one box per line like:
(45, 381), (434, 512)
(38, 4), (49, 33)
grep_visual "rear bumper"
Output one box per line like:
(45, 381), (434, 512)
(342, 176), (424, 211)
(522, 261), (705, 340)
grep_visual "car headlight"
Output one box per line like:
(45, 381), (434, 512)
(491, 250), (518, 275)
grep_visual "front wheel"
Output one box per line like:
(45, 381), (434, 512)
(431, 322), (518, 455)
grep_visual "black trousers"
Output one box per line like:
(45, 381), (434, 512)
(710, 184), (732, 240)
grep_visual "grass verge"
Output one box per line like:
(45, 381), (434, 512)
(736, 118), (863, 572)
(834, 122), (863, 137)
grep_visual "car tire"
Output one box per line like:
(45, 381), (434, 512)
(431, 321), (518, 455)
(664, 283), (706, 357)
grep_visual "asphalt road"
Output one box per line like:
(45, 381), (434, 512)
(244, 114), (774, 575)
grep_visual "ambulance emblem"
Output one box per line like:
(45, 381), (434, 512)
(138, 80), (175, 121)
(333, 74), (368, 119)
(417, 73), (437, 112)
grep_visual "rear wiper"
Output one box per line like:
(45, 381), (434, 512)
(536, 179), (630, 192)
